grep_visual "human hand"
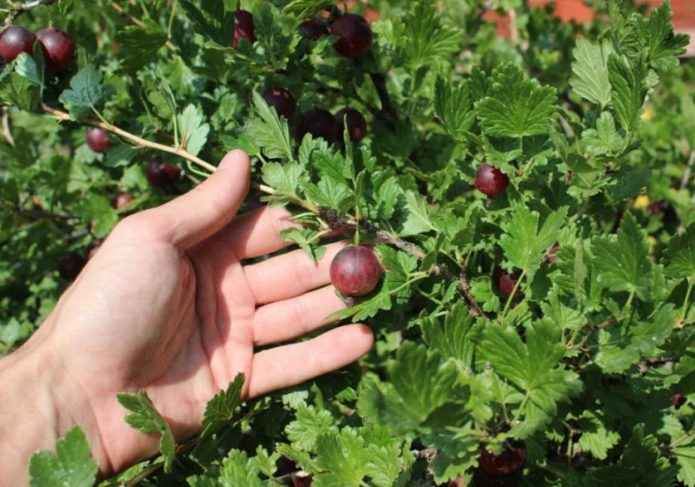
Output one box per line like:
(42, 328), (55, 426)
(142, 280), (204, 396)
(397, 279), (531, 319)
(0, 150), (373, 480)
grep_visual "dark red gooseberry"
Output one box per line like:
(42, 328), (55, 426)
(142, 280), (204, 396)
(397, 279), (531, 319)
(475, 163), (509, 196)
(111, 193), (134, 210)
(649, 200), (679, 225)
(496, 269), (523, 300)
(298, 19), (328, 40)
(672, 392), (686, 409)
(0, 26), (36, 62)
(330, 246), (383, 297)
(296, 108), (337, 143)
(334, 107), (367, 142)
(330, 14), (373, 58)
(261, 87), (296, 119)
(85, 128), (111, 153)
(478, 447), (526, 476)
(294, 476), (313, 487)
(36, 28), (75, 72)
(233, 10), (256, 49)
(58, 253), (85, 281)
(146, 156), (181, 188)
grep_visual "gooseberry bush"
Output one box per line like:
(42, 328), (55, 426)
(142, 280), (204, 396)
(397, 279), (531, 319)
(1, 0), (694, 485)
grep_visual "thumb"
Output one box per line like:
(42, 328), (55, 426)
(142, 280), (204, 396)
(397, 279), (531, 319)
(147, 150), (251, 250)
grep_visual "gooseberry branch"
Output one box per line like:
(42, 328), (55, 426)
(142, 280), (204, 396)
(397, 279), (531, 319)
(40, 103), (487, 317)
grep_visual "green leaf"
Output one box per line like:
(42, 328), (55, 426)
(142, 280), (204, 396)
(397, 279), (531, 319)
(592, 212), (651, 298)
(200, 373), (245, 436)
(29, 427), (98, 487)
(397, 2), (461, 68)
(645, 1), (690, 73)
(398, 191), (434, 237)
(586, 425), (677, 485)
(665, 225), (695, 279)
(672, 434), (695, 487)
(77, 193), (118, 238)
(608, 54), (644, 133)
(118, 20), (168, 71)
(581, 111), (628, 157)
(434, 77), (475, 143)
(569, 38), (613, 108)
(179, 0), (234, 47)
(499, 205), (567, 284)
(286, 403), (337, 451)
(281, 227), (325, 261)
(476, 64), (557, 138)
(304, 177), (352, 213)
(283, 0), (334, 19)
(595, 303), (676, 373)
(577, 411), (621, 460)
(421, 301), (479, 366)
(313, 428), (369, 487)
(479, 322), (582, 437)
(102, 144), (139, 168)
(261, 162), (309, 204)
(146, 85), (176, 120)
(0, 72), (39, 111)
(469, 276), (501, 312)
(357, 343), (461, 433)
(218, 450), (265, 487)
(246, 91), (293, 160)
(178, 104), (210, 157)
(58, 66), (105, 120)
(15, 50), (45, 89)
(117, 390), (176, 472)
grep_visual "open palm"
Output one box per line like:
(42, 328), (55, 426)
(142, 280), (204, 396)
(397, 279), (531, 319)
(38, 151), (373, 474)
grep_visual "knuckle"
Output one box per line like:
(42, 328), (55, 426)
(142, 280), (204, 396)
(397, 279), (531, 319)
(111, 211), (157, 240)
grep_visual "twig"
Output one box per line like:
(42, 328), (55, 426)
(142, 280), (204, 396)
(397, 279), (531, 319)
(558, 113), (576, 141)
(41, 105), (275, 198)
(109, 1), (177, 51)
(459, 266), (487, 318)
(2, 107), (15, 146)
(570, 318), (618, 351)
(123, 460), (163, 487)
(43, 104), (217, 172)
(670, 430), (695, 449)
(3, 0), (57, 25)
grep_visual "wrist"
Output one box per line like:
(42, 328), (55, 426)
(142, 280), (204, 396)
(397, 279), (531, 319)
(0, 333), (109, 482)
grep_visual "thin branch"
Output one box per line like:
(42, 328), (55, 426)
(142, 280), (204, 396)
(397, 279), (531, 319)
(124, 461), (163, 487)
(2, 107), (15, 146)
(43, 104), (217, 171)
(459, 266), (487, 318)
(41, 104), (277, 196)
(3, 0), (57, 26)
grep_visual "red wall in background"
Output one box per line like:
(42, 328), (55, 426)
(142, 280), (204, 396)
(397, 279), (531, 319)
(487, 0), (695, 56)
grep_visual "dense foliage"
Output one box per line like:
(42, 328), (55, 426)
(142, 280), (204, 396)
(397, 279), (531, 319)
(1, 0), (694, 485)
